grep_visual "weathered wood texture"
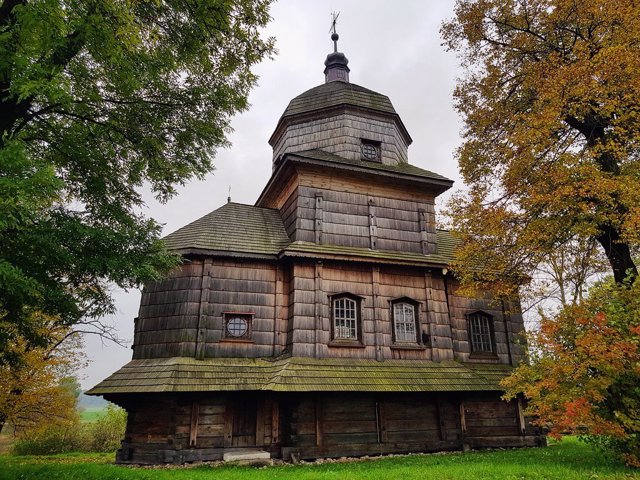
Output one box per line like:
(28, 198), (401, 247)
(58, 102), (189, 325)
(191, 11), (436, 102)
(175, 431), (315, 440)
(282, 176), (437, 254)
(272, 112), (409, 167)
(447, 279), (526, 365)
(290, 262), (456, 360)
(134, 256), (524, 365)
(114, 391), (542, 464)
(134, 259), (287, 360)
(279, 392), (539, 460)
(134, 261), (205, 359)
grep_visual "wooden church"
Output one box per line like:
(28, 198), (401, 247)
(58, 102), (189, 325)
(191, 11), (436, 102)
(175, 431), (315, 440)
(89, 31), (545, 464)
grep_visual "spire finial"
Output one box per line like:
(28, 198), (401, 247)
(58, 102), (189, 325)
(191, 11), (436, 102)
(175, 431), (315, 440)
(227, 185), (231, 203)
(324, 12), (349, 83)
(330, 12), (340, 53)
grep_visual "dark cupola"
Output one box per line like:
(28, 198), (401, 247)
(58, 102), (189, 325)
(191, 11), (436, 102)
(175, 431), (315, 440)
(324, 32), (350, 83)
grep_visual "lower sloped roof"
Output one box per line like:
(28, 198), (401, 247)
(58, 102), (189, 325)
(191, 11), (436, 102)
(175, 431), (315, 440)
(87, 356), (512, 395)
(163, 202), (291, 257)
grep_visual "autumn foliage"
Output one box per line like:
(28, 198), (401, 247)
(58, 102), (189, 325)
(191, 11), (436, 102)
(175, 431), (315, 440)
(442, 0), (640, 292)
(502, 279), (640, 465)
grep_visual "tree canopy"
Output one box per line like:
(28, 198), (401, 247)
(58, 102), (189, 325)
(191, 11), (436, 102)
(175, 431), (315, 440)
(0, 0), (275, 364)
(442, 0), (640, 292)
(502, 279), (640, 466)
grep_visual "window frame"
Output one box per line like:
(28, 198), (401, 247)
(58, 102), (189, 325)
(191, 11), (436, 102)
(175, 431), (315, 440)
(330, 293), (363, 344)
(466, 310), (497, 356)
(390, 298), (421, 345)
(360, 138), (382, 162)
(222, 312), (254, 342)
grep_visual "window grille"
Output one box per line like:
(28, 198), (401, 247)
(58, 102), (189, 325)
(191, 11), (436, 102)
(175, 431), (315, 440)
(393, 302), (417, 342)
(469, 312), (494, 353)
(333, 297), (358, 340)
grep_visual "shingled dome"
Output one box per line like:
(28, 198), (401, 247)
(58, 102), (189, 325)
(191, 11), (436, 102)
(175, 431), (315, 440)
(280, 81), (397, 119)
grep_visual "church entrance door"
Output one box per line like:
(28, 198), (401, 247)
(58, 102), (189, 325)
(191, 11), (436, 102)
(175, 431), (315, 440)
(231, 396), (258, 447)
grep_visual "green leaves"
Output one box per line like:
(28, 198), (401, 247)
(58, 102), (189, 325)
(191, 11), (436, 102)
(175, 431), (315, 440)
(0, 0), (275, 364)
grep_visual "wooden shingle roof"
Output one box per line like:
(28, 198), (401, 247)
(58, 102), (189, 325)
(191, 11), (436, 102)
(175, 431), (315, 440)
(87, 356), (512, 395)
(163, 202), (290, 257)
(162, 200), (460, 267)
(281, 81), (397, 118)
(288, 149), (453, 184)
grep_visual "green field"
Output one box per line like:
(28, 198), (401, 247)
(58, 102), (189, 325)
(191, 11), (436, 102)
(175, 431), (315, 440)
(0, 438), (638, 480)
(79, 407), (108, 423)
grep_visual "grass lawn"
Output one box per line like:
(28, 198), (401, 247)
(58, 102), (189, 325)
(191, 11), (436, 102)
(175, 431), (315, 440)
(0, 437), (638, 480)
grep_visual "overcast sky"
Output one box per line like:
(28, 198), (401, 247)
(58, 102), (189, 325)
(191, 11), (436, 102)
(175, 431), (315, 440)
(81, 0), (464, 390)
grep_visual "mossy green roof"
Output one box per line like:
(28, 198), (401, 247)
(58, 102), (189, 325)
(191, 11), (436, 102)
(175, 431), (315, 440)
(163, 202), (290, 257)
(283, 238), (454, 267)
(162, 200), (460, 267)
(87, 356), (513, 395)
(289, 149), (452, 184)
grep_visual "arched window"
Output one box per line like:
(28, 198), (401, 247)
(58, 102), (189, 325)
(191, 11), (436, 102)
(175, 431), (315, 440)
(392, 299), (419, 343)
(468, 311), (495, 354)
(332, 295), (361, 341)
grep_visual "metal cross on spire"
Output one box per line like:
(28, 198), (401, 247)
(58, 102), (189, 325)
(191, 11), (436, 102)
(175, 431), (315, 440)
(329, 11), (340, 53)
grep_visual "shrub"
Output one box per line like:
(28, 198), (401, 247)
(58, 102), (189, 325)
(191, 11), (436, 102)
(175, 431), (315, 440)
(88, 405), (127, 452)
(12, 418), (87, 455)
(12, 404), (127, 455)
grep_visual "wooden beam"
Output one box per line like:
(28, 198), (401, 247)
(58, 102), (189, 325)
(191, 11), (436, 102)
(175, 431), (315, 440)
(459, 401), (467, 435)
(314, 261), (324, 359)
(315, 193), (323, 244)
(424, 271), (438, 361)
(517, 398), (526, 435)
(368, 197), (378, 249)
(273, 265), (284, 356)
(271, 399), (280, 444)
(223, 400), (233, 448)
(195, 258), (212, 360)
(256, 399), (265, 446)
(371, 266), (383, 361)
(189, 402), (200, 447)
(418, 208), (429, 254)
(315, 397), (323, 447)
(436, 396), (447, 441)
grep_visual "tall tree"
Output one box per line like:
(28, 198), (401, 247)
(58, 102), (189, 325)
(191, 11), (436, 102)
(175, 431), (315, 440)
(0, 0), (275, 364)
(442, 0), (640, 292)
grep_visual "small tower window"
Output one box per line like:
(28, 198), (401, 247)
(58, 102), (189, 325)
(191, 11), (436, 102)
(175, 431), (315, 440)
(361, 139), (381, 162)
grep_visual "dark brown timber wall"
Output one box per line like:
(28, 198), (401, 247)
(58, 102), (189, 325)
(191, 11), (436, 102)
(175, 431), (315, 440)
(112, 392), (544, 464)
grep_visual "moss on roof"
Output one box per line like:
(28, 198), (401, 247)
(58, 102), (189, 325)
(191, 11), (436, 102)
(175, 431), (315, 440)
(163, 202), (290, 256)
(282, 82), (397, 118)
(283, 241), (452, 267)
(289, 149), (453, 184)
(87, 356), (512, 395)
(161, 200), (460, 266)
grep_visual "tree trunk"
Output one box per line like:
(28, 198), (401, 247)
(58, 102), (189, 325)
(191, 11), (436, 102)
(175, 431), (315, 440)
(595, 224), (638, 284)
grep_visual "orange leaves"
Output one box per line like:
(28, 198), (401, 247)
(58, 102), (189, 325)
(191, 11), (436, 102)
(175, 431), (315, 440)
(502, 279), (640, 464)
(443, 0), (640, 286)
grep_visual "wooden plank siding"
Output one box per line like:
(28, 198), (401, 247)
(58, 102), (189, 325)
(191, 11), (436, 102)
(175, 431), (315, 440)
(447, 279), (526, 365)
(115, 391), (541, 464)
(133, 255), (525, 366)
(270, 166), (440, 255)
(271, 112), (409, 167)
(280, 393), (467, 460)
